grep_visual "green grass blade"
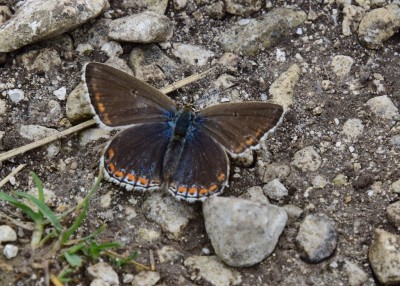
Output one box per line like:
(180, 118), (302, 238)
(15, 192), (62, 232)
(64, 252), (83, 267)
(30, 171), (44, 203)
(0, 192), (42, 223)
(62, 171), (103, 243)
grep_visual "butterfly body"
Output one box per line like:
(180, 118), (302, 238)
(84, 63), (284, 202)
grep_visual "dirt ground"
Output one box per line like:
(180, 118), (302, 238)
(0, 0), (400, 285)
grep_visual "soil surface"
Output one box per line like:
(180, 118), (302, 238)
(0, 0), (399, 285)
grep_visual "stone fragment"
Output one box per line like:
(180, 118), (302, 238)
(132, 271), (160, 286)
(171, 43), (214, 66)
(296, 213), (337, 263)
(3, 244), (18, 259)
(358, 4), (400, 49)
(0, 0), (109, 52)
(344, 260), (369, 286)
(269, 64), (300, 109)
(108, 12), (173, 43)
(369, 229), (400, 285)
(7, 89), (24, 103)
(366, 95), (399, 120)
(262, 163), (291, 183)
(342, 5), (365, 36)
(87, 262), (119, 285)
(291, 146), (322, 172)
(121, 0), (168, 14)
(66, 83), (93, 124)
(386, 201), (400, 228)
(225, 0), (262, 16)
(142, 192), (194, 240)
(0, 225), (17, 242)
(17, 48), (61, 74)
(263, 179), (289, 200)
(331, 55), (354, 79)
(342, 118), (364, 141)
(184, 256), (242, 286)
(218, 8), (306, 56)
(129, 44), (179, 82)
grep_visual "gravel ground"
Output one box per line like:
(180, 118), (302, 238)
(0, 0), (400, 285)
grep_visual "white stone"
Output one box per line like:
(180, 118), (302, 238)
(101, 41), (123, 57)
(366, 95), (399, 120)
(8, 89), (24, 103)
(344, 260), (369, 286)
(3, 244), (18, 259)
(342, 118), (364, 140)
(203, 197), (287, 267)
(142, 192), (194, 240)
(108, 12), (173, 43)
(172, 43), (215, 66)
(263, 179), (288, 200)
(53, 86), (67, 100)
(87, 262), (119, 285)
(76, 43), (94, 55)
(0, 225), (17, 242)
(331, 55), (354, 79)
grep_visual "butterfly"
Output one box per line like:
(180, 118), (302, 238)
(84, 62), (284, 202)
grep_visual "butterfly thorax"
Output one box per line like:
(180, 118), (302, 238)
(161, 106), (196, 190)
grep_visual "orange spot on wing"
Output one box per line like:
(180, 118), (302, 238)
(245, 136), (255, 146)
(209, 184), (218, 192)
(97, 103), (105, 112)
(108, 162), (115, 173)
(139, 177), (149, 185)
(107, 148), (115, 159)
(178, 187), (187, 193)
(217, 173), (226, 182)
(199, 188), (208, 196)
(114, 170), (124, 178)
(126, 173), (136, 182)
(188, 187), (197, 195)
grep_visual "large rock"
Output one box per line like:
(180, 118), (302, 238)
(358, 4), (400, 49)
(0, 0), (109, 52)
(203, 196), (287, 267)
(218, 8), (306, 56)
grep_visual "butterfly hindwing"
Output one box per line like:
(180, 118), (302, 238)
(103, 122), (172, 191)
(166, 129), (229, 202)
(196, 102), (284, 154)
(84, 62), (177, 127)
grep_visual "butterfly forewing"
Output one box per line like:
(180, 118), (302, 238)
(85, 63), (177, 127)
(196, 102), (284, 154)
(103, 122), (172, 191)
(167, 129), (229, 202)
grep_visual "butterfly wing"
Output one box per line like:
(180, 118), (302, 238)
(103, 122), (172, 191)
(166, 129), (229, 202)
(196, 102), (283, 154)
(84, 62), (177, 127)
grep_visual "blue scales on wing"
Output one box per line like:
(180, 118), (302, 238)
(166, 128), (229, 202)
(103, 122), (172, 191)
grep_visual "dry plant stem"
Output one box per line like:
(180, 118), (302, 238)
(105, 249), (151, 271)
(0, 68), (215, 163)
(0, 211), (35, 230)
(50, 274), (64, 286)
(0, 163), (26, 188)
